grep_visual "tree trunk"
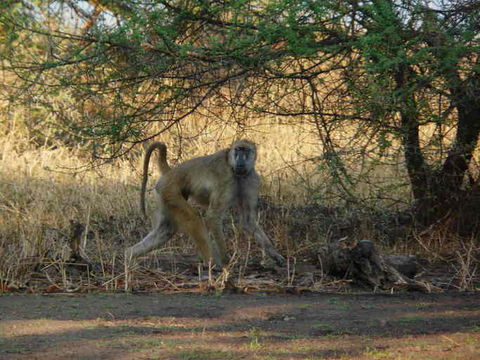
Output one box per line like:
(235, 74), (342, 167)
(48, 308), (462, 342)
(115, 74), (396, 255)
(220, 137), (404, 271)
(395, 65), (431, 202)
(397, 64), (480, 226)
(439, 74), (480, 196)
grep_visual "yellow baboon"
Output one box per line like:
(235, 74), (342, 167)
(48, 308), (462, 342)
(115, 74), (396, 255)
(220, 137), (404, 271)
(125, 139), (285, 280)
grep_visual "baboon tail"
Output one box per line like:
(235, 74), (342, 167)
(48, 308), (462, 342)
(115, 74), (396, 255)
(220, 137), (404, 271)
(140, 142), (171, 218)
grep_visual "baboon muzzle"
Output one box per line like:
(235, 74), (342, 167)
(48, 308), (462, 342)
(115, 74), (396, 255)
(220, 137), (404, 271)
(234, 164), (248, 176)
(233, 150), (250, 176)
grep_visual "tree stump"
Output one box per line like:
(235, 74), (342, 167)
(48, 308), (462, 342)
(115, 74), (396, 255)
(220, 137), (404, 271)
(66, 220), (91, 274)
(316, 239), (439, 292)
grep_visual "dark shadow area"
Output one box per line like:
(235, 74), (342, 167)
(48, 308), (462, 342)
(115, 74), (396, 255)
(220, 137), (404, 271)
(1, 292), (479, 322)
(1, 292), (479, 359)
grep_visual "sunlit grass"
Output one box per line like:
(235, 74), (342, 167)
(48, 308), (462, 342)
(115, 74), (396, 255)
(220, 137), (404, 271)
(0, 113), (412, 288)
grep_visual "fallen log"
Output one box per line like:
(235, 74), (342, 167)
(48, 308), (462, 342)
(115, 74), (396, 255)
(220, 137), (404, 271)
(316, 239), (440, 292)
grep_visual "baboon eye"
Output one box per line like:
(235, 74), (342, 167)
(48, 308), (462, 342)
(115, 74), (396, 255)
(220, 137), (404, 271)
(234, 147), (252, 159)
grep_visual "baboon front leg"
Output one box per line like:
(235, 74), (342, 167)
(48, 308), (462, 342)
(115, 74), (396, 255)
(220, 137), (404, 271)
(240, 208), (285, 266)
(252, 225), (285, 266)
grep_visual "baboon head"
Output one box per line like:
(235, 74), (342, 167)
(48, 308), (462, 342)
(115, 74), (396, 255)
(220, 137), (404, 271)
(228, 139), (257, 176)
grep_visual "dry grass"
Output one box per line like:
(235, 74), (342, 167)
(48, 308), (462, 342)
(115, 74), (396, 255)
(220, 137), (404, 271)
(1, 112), (476, 292)
(0, 115), (328, 288)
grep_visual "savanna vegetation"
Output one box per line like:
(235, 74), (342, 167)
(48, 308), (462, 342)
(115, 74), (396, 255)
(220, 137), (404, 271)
(1, 2), (480, 359)
(0, 0), (479, 292)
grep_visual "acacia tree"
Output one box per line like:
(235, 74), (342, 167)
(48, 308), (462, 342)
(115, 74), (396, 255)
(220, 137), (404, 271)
(1, 0), (479, 225)
(344, 0), (480, 223)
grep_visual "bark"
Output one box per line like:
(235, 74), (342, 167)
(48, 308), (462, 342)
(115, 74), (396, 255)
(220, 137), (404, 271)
(67, 220), (91, 273)
(395, 65), (430, 201)
(396, 63), (480, 225)
(440, 74), (480, 196)
(415, 16), (480, 224)
(316, 239), (439, 292)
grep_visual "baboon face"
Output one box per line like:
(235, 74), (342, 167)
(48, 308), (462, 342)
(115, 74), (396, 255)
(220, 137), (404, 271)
(229, 140), (256, 176)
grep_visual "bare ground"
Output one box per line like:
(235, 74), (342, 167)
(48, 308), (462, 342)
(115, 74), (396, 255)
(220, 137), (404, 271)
(0, 291), (479, 360)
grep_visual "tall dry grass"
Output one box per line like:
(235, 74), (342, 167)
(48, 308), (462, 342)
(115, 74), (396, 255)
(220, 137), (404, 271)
(0, 114), (330, 286)
(1, 112), (430, 290)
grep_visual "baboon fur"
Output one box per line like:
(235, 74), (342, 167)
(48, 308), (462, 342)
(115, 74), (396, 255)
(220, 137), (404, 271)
(125, 139), (285, 270)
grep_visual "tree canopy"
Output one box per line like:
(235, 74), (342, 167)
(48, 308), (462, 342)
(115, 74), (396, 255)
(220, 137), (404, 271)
(1, 0), (479, 221)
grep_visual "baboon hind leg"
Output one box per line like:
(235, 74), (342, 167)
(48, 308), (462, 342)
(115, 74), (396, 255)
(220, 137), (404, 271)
(126, 210), (176, 260)
(125, 209), (176, 290)
(165, 196), (223, 267)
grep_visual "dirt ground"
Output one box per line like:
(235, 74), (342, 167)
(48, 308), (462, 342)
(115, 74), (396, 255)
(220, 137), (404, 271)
(0, 291), (479, 360)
